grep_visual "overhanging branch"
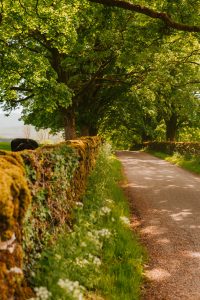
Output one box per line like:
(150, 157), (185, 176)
(14, 94), (34, 103)
(10, 86), (33, 92)
(88, 0), (200, 32)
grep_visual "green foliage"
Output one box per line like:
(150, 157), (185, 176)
(30, 144), (145, 300)
(100, 33), (200, 145)
(22, 145), (80, 277)
(0, 0), (199, 140)
(178, 127), (200, 142)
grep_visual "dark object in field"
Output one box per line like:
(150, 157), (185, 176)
(11, 138), (39, 151)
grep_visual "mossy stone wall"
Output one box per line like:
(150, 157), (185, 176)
(0, 137), (102, 299)
(144, 141), (200, 157)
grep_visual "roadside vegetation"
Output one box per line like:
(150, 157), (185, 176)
(146, 150), (200, 175)
(29, 145), (145, 300)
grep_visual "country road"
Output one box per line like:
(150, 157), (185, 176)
(117, 151), (200, 300)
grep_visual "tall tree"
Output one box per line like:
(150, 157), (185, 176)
(0, 0), (199, 141)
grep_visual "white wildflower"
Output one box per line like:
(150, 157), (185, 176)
(75, 202), (84, 208)
(34, 286), (51, 300)
(97, 229), (111, 239)
(75, 258), (89, 268)
(99, 206), (111, 216)
(86, 231), (102, 249)
(120, 216), (131, 226)
(8, 267), (23, 274)
(58, 278), (84, 300)
(92, 256), (101, 266)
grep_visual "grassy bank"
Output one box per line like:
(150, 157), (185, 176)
(29, 145), (145, 300)
(0, 142), (11, 151)
(147, 150), (200, 175)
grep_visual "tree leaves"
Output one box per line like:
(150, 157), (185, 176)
(0, 0), (199, 140)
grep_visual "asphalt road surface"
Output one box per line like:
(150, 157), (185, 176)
(117, 151), (200, 300)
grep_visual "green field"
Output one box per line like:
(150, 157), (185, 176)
(0, 142), (11, 151)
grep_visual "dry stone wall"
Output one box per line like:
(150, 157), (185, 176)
(144, 141), (200, 157)
(0, 136), (102, 300)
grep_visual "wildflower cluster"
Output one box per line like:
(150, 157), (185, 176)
(75, 254), (101, 269)
(120, 216), (131, 227)
(99, 206), (111, 216)
(58, 278), (85, 300)
(29, 287), (51, 300)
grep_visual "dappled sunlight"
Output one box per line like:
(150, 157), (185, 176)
(149, 218), (160, 225)
(189, 225), (200, 229)
(156, 238), (171, 244)
(183, 251), (200, 259)
(141, 225), (168, 236)
(145, 268), (171, 281)
(170, 210), (193, 222)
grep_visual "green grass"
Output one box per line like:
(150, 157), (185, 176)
(0, 142), (11, 151)
(30, 145), (145, 300)
(147, 150), (200, 175)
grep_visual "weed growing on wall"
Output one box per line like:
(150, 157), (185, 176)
(22, 145), (80, 277)
(30, 144), (145, 300)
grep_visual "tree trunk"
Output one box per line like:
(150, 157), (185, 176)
(89, 126), (98, 136)
(165, 113), (178, 141)
(62, 107), (76, 140)
(80, 124), (98, 137)
(141, 131), (151, 142)
(80, 125), (90, 137)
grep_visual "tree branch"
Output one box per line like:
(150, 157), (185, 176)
(74, 57), (116, 100)
(14, 94), (34, 103)
(89, 0), (200, 32)
(10, 86), (33, 92)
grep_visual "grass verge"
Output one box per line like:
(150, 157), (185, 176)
(146, 150), (200, 175)
(0, 142), (11, 151)
(29, 144), (145, 300)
